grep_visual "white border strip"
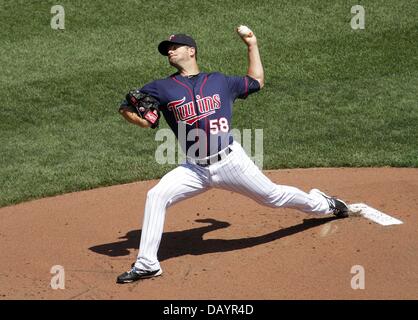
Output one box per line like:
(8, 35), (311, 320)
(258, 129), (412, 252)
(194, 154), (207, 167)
(348, 203), (403, 226)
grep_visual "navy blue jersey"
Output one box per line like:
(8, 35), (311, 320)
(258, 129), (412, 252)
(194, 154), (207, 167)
(131, 72), (260, 158)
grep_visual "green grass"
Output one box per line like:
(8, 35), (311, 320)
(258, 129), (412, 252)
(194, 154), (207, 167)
(1, 0), (417, 207)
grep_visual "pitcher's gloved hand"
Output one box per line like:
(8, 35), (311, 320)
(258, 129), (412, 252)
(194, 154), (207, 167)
(125, 90), (161, 129)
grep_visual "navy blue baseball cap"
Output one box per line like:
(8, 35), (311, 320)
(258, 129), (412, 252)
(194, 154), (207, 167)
(158, 34), (197, 56)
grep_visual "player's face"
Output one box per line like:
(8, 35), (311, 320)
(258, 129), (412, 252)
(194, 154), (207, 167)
(167, 44), (194, 67)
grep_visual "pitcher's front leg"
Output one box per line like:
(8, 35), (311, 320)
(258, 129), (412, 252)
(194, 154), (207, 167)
(135, 164), (209, 271)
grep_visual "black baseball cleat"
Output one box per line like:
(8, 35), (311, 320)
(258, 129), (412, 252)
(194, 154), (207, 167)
(310, 189), (349, 218)
(116, 267), (163, 284)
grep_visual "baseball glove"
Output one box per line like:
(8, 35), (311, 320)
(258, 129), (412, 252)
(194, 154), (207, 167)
(125, 90), (161, 129)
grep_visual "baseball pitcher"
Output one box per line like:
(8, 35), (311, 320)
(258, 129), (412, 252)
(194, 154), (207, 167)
(116, 27), (349, 283)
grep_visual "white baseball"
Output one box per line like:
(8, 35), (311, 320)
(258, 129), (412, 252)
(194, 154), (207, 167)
(237, 25), (253, 37)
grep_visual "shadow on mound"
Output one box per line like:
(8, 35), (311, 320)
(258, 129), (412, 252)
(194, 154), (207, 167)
(89, 216), (336, 261)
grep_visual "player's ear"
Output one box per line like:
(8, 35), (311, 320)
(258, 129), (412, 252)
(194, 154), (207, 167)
(189, 47), (197, 60)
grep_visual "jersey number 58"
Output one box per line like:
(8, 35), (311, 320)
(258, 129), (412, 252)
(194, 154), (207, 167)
(209, 117), (229, 134)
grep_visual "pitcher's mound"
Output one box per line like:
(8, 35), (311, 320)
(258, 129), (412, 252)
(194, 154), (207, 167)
(0, 168), (417, 299)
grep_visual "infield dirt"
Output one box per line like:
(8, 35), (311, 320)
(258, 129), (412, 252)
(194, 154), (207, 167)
(0, 168), (417, 299)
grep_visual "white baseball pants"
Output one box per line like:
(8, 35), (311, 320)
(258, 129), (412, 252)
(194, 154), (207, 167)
(135, 141), (332, 271)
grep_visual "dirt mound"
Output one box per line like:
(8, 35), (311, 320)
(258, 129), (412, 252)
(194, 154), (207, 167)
(0, 168), (417, 299)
